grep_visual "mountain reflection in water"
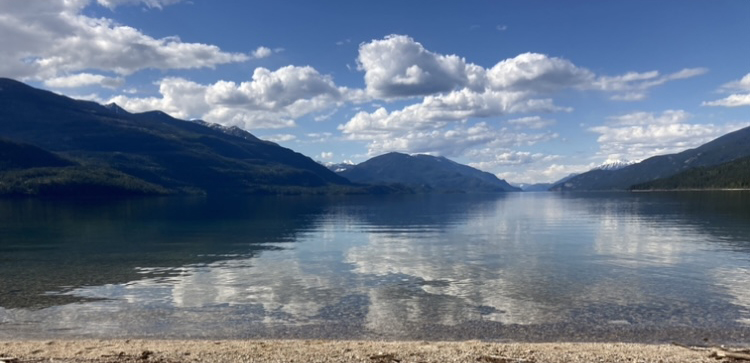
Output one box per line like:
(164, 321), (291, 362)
(1, 192), (750, 342)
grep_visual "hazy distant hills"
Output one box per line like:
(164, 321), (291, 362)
(338, 152), (520, 193)
(517, 173), (578, 192)
(0, 78), (364, 196)
(632, 156), (750, 190)
(551, 125), (750, 191)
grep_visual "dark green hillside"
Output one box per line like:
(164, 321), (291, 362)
(631, 156), (750, 190)
(340, 152), (520, 193)
(0, 138), (74, 170)
(0, 78), (354, 195)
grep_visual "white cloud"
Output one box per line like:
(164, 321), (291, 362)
(110, 65), (350, 130)
(496, 25), (508, 31)
(469, 150), (559, 170)
(591, 68), (708, 101)
(609, 92), (646, 101)
(497, 162), (594, 184)
(43, 72), (124, 89)
(318, 151), (334, 160)
(251, 46), (273, 59)
(607, 109), (691, 126)
(305, 132), (334, 143)
(589, 110), (749, 161)
(486, 52), (595, 92)
(340, 88), (568, 137)
(204, 66), (342, 113)
(506, 116), (556, 129)
(109, 77), (208, 120)
(702, 93), (750, 107)
(356, 35), (704, 102)
(357, 35), (482, 98)
(0, 1), (248, 81)
(719, 73), (750, 92)
(96, 0), (183, 9)
(702, 73), (750, 107)
(262, 134), (297, 143)
(349, 119), (558, 163)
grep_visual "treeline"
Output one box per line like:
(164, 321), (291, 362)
(0, 167), (171, 197)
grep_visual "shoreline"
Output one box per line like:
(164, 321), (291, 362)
(0, 339), (734, 363)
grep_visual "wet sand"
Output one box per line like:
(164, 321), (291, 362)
(0, 339), (732, 363)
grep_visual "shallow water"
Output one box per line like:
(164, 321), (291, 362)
(2, 192), (750, 342)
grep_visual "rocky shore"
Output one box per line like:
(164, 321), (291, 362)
(0, 339), (737, 363)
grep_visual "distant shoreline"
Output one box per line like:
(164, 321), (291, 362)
(0, 339), (726, 363)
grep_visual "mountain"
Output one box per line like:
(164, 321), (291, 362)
(325, 161), (356, 173)
(0, 78), (362, 196)
(516, 173), (579, 192)
(631, 156), (750, 190)
(338, 152), (520, 193)
(591, 159), (636, 171)
(551, 125), (750, 191)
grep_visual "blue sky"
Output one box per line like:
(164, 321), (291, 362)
(3, 1), (750, 183)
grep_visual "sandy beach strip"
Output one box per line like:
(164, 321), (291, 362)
(0, 339), (735, 363)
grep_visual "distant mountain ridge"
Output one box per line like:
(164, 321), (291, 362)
(339, 152), (520, 193)
(0, 78), (367, 196)
(551, 125), (750, 191)
(631, 156), (750, 190)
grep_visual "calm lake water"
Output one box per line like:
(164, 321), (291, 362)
(2, 192), (750, 342)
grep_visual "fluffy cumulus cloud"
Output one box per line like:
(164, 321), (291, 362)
(357, 35), (483, 98)
(703, 73), (750, 107)
(486, 52), (594, 92)
(251, 46), (273, 59)
(0, 0), (248, 82)
(355, 35), (705, 100)
(589, 110), (749, 161)
(110, 66), (352, 129)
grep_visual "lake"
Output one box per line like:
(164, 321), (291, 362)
(1, 192), (750, 342)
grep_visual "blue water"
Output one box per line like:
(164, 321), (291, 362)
(1, 192), (750, 342)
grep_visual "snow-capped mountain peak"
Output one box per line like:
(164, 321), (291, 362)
(593, 159), (637, 171)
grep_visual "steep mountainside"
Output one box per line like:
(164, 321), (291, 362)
(0, 78), (355, 195)
(631, 156), (750, 190)
(551, 125), (750, 191)
(339, 152), (520, 193)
